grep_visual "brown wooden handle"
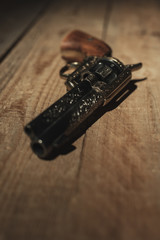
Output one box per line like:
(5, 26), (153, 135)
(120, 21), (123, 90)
(60, 30), (112, 63)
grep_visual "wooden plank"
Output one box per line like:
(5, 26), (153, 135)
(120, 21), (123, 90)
(73, 0), (160, 240)
(0, 0), (160, 239)
(0, 0), (48, 62)
(0, 0), (111, 240)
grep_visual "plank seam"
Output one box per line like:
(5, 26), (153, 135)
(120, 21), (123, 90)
(76, 133), (87, 179)
(101, 1), (113, 41)
(0, 0), (51, 64)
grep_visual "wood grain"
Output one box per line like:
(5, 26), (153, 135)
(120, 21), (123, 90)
(0, 0), (48, 62)
(0, 0), (160, 240)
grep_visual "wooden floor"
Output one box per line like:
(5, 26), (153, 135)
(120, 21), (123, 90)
(0, 0), (160, 239)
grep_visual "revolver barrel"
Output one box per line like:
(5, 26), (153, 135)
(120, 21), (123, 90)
(25, 80), (104, 158)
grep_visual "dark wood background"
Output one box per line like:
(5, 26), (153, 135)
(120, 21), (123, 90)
(0, 0), (160, 239)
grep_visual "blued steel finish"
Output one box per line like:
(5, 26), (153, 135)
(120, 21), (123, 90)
(24, 56), (142, 158)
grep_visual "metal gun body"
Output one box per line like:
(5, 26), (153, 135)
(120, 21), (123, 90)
(24, 56), (141, 158)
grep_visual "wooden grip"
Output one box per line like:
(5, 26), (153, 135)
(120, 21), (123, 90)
(61, 30), (112, 63)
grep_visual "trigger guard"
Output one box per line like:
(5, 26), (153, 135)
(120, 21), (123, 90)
(60, 62), (80, 79)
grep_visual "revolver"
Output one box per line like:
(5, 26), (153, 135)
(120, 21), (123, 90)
(24, 30), (142, 158)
